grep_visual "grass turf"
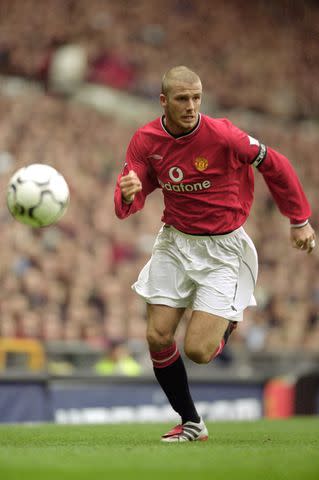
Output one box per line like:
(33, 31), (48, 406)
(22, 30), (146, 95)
(0, 418), (318, 480)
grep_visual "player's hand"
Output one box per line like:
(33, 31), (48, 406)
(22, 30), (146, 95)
(119, 170), (142, 204)
(291, 222), (316, 254)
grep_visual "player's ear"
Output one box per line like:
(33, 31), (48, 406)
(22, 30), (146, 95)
(160, 93), (167, 108)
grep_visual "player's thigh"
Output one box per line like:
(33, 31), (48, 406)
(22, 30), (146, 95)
(146, 303), (186, 351)
(184, 310), (228, 361)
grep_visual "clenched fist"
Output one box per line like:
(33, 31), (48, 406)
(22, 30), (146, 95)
(119, 170), (142, 204)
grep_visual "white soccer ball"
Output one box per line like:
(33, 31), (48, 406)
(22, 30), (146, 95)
(7, 163), (70, 227)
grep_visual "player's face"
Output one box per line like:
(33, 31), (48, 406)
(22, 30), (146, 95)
(160, 81), (202, 135)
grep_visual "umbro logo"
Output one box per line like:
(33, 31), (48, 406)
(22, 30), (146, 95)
(147, 154), (163, 160)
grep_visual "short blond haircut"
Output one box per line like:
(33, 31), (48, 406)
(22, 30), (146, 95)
(161, 66), (201, 96)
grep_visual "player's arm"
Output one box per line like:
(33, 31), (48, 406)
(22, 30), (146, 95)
(114, 132), (159, 219)
(227, 120), (315, 253)
(257, 147), (315, 253)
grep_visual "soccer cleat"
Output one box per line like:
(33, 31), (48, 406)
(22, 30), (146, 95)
(161, 418), (208, 442)
(212, 321), (238, 359)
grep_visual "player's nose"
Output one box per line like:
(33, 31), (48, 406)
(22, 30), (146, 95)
(187, 99), (194, 110)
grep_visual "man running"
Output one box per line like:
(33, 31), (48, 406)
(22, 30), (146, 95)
(114, 66), (315, 442)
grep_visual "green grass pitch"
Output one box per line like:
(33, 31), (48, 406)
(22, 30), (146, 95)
(0, 418), (318, 480)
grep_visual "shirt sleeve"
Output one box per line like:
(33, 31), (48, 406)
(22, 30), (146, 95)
(114, 131), (159, 219)
(227, 120), (312, 225)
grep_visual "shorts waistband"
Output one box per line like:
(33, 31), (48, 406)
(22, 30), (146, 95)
(164, 224), (243, 239)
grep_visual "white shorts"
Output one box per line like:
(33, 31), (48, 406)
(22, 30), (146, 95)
(132, 225), (258, 321)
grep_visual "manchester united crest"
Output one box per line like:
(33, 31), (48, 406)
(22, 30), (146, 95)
(194, 157), (208, 171)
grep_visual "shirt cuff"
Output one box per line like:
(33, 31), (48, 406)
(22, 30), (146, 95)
(290, 220), (309, 228)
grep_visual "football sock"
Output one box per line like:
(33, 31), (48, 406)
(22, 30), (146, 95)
(210, 321), (237, 360)
(150, 342), (200, 424)
(211, 338), (225, 360)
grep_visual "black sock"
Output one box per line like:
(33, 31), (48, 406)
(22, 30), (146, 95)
(153, 355), (200, 424)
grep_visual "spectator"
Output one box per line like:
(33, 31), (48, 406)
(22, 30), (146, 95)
(0, 0), (318, 366)
(94, 341), (142, 376)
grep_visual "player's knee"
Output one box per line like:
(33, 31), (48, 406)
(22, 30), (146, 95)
(146, 328), (174, 351)
(184, 344), (212, 364)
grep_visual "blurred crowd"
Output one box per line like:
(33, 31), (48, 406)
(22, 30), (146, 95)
(0, 0), (318, 371)
(0, 0), (318, 117)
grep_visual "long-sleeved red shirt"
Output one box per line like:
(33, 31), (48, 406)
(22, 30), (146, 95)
(114, 114), (311, 234)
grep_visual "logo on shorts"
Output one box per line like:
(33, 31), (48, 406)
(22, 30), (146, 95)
(194, 157), (208, 171)
(168, 167), (184, 182)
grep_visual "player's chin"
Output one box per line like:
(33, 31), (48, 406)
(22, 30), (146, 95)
(179, 118), (197, 131)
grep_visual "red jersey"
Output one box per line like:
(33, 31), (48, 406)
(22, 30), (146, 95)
(114, 114), (311, 234)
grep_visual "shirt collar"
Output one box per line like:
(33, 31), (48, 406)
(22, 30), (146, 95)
(161, 114), (201, 139)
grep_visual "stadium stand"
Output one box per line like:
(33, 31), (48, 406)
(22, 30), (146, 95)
(0, 0), (318, 373)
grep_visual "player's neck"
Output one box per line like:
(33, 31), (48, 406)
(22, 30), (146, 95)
(162, 115), (200, 138)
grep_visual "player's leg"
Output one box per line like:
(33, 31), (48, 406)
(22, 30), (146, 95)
(184, 310), (237, 364)
(146, 303), (208, 442)
(183, 227), (258, 363)
(146, 304), (200, 423)
(133, 226), (209, 441)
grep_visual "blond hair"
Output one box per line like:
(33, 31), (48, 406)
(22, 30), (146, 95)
(161, 66), (201, 96)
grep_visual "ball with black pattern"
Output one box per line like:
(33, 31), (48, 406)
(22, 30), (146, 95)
(7, 163), (69, 227)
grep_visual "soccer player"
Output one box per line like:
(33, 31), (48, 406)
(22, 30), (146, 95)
(114, 66), (315, 442)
